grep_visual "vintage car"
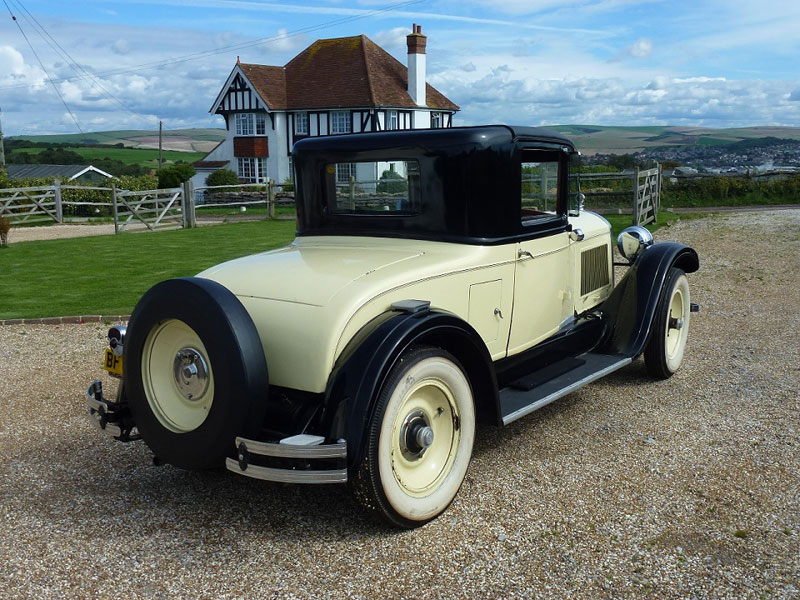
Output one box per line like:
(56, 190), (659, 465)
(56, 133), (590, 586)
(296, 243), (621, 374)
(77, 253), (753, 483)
(87, 125), (699, 528)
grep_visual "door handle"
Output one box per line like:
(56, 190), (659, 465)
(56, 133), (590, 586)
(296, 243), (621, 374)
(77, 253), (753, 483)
(517, 248), (534, 260)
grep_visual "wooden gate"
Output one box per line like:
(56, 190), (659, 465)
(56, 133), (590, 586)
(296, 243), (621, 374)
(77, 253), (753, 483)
(0, 185), (61, 224)
(633, 165), (662, 226)
(113, 187), (184, 233)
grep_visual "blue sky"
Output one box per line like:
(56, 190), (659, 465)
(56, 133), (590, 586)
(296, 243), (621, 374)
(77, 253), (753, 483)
(1, 0), (799, 135)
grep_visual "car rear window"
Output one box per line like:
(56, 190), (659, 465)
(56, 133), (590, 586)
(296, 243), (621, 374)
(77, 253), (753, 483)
(324, 160), (421, 215)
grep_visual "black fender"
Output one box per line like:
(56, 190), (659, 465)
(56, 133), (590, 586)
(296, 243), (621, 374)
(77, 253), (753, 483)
(599, 242), (699, 357)
(319, 308), (499, 471)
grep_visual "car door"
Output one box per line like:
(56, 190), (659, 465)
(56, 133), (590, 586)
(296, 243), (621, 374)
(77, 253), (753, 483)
(507, 150), (574, 355)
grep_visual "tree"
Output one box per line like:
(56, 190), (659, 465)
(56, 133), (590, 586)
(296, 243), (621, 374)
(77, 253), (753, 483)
(205, 168), (240, 187)
(157, 164), (196, 188)
(376, 169), (407, 194)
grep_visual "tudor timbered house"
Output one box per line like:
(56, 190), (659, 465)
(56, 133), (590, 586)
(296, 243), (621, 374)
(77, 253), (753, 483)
(192, 25), (459, 189)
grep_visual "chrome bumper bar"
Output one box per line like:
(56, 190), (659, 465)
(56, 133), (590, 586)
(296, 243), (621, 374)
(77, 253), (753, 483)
(225, 436), (348, 484)
(85, 380), (138, 441)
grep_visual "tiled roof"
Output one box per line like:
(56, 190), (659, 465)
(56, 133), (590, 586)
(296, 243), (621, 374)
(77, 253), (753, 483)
(237, 35), (458, 111)
(192, 160), (230, 169)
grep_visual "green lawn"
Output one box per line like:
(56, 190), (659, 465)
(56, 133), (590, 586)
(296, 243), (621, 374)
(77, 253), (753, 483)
(0, 221), (297, 319)
(10, 146), (206, 167)
(604, 209), (696, 239)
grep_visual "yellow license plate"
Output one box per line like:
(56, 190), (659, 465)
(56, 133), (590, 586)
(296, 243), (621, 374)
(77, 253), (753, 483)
(103, 349), (124, 377)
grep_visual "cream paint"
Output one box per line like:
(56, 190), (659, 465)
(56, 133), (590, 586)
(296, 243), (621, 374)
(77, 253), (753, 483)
(198, 212), (612, 394)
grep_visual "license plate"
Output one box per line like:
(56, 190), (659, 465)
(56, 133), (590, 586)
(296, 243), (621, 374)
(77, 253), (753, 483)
(103, 349), (124, 377)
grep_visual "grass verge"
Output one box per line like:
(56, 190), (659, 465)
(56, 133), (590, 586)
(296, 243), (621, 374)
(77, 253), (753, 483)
(0, 221), (296, 320)
(603, 209), (701, 239)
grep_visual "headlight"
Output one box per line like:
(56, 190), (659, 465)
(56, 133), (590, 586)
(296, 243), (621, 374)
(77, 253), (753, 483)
(108, 325), (127, 357)
(616, 226), (653, 263)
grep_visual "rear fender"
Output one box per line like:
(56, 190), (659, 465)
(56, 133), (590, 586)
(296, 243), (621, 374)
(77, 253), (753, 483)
(320, 309), (498, 470)
(599, 242), (699, 357)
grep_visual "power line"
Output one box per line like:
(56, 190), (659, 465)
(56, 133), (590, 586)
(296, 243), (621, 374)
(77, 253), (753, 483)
(2, 0), (83, 132)
(9, 0), (151, 126)
(0, 0), (425, 92)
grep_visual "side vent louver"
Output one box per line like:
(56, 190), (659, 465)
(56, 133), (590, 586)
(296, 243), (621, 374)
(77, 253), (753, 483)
(581, 245), (610, 296)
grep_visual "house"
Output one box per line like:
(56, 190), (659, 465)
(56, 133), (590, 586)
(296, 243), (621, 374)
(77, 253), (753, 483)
(192, 25), (459, 189)
(6, 164), (114, 184)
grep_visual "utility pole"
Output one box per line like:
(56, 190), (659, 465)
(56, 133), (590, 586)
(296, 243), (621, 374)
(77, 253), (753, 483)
(0, 107), (6, 168)
(158, 120), (163, 170)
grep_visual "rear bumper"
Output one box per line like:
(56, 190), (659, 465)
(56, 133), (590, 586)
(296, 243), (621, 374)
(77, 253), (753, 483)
(225, 436), (348, 484)
(86, 380), (139, 441)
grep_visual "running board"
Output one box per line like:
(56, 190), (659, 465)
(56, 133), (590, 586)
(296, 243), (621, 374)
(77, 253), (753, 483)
(500, 353), (631, 425)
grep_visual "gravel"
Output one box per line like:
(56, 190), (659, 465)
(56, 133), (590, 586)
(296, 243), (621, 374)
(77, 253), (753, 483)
(1, 210), (798, 599)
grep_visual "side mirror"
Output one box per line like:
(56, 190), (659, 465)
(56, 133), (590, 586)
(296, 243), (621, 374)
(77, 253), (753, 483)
(617, 225), (653, 263)
(568, 192), (585, 217)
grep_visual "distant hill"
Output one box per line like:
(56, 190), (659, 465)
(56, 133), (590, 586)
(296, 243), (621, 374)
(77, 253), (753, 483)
(8, 128), (226, 153)
(549, 125), (800, 155)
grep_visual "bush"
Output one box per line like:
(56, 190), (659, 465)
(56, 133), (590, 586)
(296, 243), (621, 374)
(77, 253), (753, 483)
(0, 166), (9, 189)
(157, 164), (196, 188)
(376, 170), (407, 194)
(206, 169), (240, 187)
(280, 177), (294, 192)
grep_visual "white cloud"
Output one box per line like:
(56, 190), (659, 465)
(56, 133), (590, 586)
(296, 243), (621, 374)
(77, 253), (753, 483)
(372, 26), (411, 51)
(626, 38), (652, 58)
(787, 89), (800, 101)
(111, 39), (131, 55)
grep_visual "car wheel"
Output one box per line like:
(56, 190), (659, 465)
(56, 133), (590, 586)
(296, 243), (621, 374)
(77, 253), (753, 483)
(644, 267), (691, 379)
(125, 277), (269, 469)
(353, 346), (475, 528)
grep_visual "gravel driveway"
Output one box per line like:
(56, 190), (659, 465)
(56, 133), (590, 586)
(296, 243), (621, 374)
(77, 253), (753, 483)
(0, 211), (798, 599)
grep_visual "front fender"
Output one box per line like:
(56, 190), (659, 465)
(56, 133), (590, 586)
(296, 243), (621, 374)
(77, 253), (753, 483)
(320, 309), (498, 470)
(599, 242), (699, 357)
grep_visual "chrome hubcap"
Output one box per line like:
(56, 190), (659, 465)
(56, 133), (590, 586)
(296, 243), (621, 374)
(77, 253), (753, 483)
(173, 347), (210, 400)
(400, 409), (435, 458)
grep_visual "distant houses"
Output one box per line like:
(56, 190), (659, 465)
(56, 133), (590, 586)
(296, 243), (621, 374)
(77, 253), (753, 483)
(192, 25), (459, 189)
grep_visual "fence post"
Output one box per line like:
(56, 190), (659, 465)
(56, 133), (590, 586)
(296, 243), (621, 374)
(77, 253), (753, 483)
(349, 175), (356, 210)
(111, 183), (119, 234)
(53, 179), (63, 223)
(182, 180), (196, 228)
(268, 179), (276, 219)
(655, 163), (662, 224)
(632, 168), (640, 225)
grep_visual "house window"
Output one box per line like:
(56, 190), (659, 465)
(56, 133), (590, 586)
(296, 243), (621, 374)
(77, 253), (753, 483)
(330, 111), (351, 134)
(235, 113), (253, 136)
(256, 113), (267, 135)
(387, 111), (398, 131)
(335, 162), (356, 184)
(237, 157), (268, 183)
(430, 112), (441, 129)
(235, 113), (267, 136)
(295, 113), (308, 135)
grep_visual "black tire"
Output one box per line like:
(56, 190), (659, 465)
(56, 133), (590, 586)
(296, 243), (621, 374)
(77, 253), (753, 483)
(125, 277), (269, 469)
(352, 346), (475, 528)
(644, 267), (691, 379)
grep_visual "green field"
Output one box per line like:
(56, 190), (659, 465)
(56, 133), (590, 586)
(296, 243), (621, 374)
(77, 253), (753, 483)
(10, 146), (206, 168)
(10, 128), (225, 146)
(0, 221), (297, 319)
(0, 212), (690, 320)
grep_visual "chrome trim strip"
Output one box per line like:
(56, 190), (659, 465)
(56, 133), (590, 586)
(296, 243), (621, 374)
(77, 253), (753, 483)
(501, 357), (632, 425)
(225, 458), (348, 484)
(235, 437), (347, 459)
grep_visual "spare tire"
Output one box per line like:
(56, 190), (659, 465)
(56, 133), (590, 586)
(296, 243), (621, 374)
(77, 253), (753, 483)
(124, 277), (269, 469)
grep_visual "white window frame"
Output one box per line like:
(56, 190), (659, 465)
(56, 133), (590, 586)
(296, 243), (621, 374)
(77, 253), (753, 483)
(335, 162), (356, 184)
(387, 110), (398, 131)
(295, 112), (309, 135)
(430, 112), (441, 129)
(255, 113), (267, 135)
(330, 111), (351, 135)
(237, 157), (268, 183)
(235, 113), (253, 136)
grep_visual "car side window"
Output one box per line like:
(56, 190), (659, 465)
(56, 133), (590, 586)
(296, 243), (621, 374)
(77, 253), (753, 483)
(324, 160), (421, 215)
(521, 151), (561, 223)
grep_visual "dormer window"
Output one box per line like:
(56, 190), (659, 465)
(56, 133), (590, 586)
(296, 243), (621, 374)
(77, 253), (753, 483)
(235, 112), (267, 136)
(430, 112), (441, 129)
(295, 112), (309, 136)
(387, 111), (398, 131)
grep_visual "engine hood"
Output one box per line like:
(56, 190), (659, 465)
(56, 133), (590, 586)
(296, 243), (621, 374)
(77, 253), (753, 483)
(197, 238), (425, 307)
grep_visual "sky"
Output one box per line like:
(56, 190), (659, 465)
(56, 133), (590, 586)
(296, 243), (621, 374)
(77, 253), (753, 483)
(1, 0), (799, 136)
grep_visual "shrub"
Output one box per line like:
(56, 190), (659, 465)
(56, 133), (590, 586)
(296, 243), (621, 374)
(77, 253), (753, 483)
(376, 170), (407, 194)
(0, 166), (9, 189)
(206, 168), (240, 187)
(280, 177), (294, 192)
(157, 164), (196, 188)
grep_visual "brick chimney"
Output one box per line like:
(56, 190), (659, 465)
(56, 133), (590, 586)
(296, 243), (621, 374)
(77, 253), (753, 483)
(407, 24), (427, 107)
